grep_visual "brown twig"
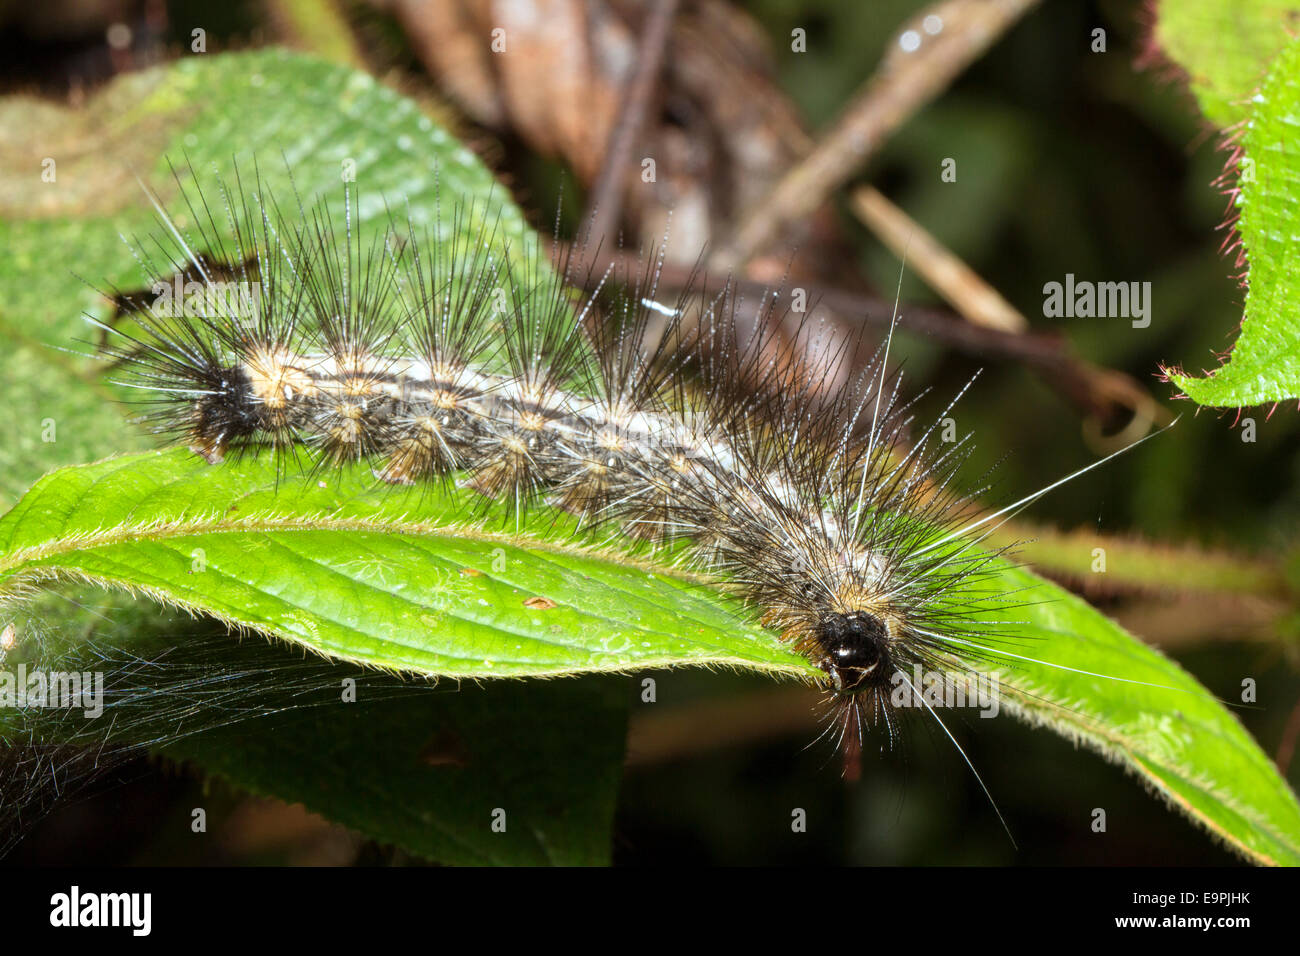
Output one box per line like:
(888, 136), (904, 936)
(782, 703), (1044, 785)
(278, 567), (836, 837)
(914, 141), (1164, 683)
(1276, 697), (1300, 776)
(989, 519), (1289, 600)
(1112, 595), (1291, 651)
(849, 185), (1027, 333)
(699, 0), (1158, 433)
(568, 243), (1161, 428)
(572, 243), (1058, 358)
(846, 185), (1172, 437)
(626, 686), (823, 766)
(718, 0), (1042, 267)
(581, 0), (681, 251)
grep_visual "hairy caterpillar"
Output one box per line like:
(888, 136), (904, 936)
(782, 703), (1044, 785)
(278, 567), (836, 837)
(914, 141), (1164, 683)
(89, 162), (1161, 826)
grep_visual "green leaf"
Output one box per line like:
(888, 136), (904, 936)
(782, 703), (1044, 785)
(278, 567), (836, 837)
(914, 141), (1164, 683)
(0, 597), (626, 865)
(164, 675), (628, 866)
(3, 449), (1298, 864)
(1164, 35), (1300, 407)
(1154, 0), (1300, 128)
(0, 449), (810, 678)
(979, 566), (1300, 866)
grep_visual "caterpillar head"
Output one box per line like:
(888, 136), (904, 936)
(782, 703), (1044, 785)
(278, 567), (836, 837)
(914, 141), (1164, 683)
(814, 610), (893, 693)
(190, 365), (259, 463)
(749, 544), (900, 696)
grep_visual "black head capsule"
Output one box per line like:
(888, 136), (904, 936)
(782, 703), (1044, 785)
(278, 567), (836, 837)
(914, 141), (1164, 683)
(191, 365), (260, 462)
(815, 611), (892, 693)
